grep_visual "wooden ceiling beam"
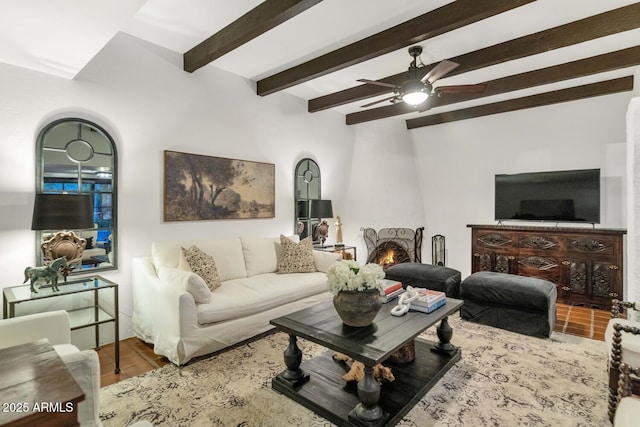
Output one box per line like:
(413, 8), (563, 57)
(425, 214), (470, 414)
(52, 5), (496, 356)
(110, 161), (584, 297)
(256, 0), (535, 96)
(346, 45), (640, 125)
(184, 0), (323, 73)
(405, 76), (633, 129)
(312, 2), (640, 112)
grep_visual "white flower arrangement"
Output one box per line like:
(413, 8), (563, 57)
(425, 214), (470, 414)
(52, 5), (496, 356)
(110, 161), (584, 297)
(326, 260), (386, 295)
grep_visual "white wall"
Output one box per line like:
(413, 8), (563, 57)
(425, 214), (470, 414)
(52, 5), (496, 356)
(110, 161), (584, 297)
(627, 96), (640, 303)
(409, 91), (632, 285)
(0, 32), (424, 344)
(343, 120), (426, 262)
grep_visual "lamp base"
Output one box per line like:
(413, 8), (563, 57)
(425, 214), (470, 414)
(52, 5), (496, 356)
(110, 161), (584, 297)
(41, 231), (86, 269)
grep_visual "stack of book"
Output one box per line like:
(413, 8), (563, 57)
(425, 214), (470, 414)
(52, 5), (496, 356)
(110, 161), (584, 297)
(381, 279), (405, 303)
(410, 288), (446, 313)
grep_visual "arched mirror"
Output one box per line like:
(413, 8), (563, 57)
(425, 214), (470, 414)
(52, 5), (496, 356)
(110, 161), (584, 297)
(294, 158), (320, 240)
(36, 118), (117, 273)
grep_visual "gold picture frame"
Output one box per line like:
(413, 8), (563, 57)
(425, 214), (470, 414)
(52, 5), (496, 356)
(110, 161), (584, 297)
(163, 150), (275, 221)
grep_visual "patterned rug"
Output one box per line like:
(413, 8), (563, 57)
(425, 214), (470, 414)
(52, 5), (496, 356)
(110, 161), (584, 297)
(100, 314), (609, 426)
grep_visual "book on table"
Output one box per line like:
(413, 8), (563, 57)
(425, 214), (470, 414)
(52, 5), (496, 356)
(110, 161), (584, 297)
(381, 279), (404, 303)
(410, 298), (446, 313)
(412, 288), (446, 307)
(381, 279), (402, 294)
(382, 287), (405, 303)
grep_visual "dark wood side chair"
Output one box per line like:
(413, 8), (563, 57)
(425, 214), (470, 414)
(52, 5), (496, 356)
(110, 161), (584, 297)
(612, 363), (640, 425)
(606, 299), (640, 421)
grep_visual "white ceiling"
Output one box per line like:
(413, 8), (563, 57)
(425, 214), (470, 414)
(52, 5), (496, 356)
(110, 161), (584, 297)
(2, 0), (639, 121)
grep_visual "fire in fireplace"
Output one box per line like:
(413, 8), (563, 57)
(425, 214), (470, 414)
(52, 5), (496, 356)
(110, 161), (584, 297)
(362, 227), (424, 268)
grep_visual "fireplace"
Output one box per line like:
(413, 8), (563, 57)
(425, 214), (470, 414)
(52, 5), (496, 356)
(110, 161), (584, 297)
(362, 227), (424, 268)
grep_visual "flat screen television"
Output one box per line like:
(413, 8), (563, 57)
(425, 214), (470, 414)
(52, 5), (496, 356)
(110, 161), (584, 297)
(495, 169), (601, 224)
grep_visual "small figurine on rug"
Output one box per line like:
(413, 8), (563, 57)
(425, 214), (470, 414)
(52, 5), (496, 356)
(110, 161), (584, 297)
(332, 352), (395, 384)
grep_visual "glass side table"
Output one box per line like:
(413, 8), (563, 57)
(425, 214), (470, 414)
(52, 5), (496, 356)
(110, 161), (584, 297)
(313, 244), (357, 261)
(3, 275), (120, 373)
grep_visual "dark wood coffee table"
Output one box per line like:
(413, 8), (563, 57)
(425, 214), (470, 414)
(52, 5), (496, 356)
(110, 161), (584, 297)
(270, 297), (463, 427)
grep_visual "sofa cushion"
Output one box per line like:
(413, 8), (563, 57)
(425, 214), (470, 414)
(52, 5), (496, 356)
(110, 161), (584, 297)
(240, 235), (300, 277)
(181, 245), (222, 291)
(241, 236), (280, 276)
(158, 266), (212, 303)
(196, 272), (329, 324)
(277, 235), (316, 273)
(152, 238), (247, 281)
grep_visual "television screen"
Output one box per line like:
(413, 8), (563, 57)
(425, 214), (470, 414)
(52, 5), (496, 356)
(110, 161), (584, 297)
(495, 169), (600, 223)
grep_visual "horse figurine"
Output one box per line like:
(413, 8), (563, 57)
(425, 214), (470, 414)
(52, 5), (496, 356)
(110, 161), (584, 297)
(23, 257), (68, 293)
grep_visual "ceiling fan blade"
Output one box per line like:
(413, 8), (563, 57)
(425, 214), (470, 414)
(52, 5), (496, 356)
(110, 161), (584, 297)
(436, 83), (488, 94)
(357, 79), (397, 89)
(360, 96), (397, 108)
(421, 60), (459, 84)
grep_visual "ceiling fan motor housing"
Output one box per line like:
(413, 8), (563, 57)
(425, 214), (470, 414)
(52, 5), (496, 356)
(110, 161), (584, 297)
(408, 46), (423, 57)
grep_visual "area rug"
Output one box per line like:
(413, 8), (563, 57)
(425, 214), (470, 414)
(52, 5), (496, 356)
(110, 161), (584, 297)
(100, 314), (609, 426)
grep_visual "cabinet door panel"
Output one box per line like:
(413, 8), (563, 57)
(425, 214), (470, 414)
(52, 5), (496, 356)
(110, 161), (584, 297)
(473, 250), (514, 274)
(591, 260), (621, 299)
(561, 259), (588, 295)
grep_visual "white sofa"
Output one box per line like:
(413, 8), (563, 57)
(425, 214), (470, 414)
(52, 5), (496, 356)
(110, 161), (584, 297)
(131, 235), (341, 365)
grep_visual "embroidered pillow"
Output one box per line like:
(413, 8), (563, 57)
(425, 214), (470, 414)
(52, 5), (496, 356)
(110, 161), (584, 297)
(277, 235), (317, 274)
(181, 245), (222, 291)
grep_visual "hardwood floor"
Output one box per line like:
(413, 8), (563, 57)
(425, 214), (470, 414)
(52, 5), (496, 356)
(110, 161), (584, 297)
(97, 302), (611, 387)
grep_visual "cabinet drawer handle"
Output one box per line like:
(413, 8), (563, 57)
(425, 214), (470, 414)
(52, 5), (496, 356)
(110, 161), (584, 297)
(562, 286), (571, 291)
(608, 265), (619, 270)
(609, 292), (619, 297)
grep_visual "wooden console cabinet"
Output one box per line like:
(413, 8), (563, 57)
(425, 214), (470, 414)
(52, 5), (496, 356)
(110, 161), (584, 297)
(467, 224), (626, 310)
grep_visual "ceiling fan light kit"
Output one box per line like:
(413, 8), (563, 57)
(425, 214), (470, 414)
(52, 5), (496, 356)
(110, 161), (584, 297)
(400, 80), (429, 106)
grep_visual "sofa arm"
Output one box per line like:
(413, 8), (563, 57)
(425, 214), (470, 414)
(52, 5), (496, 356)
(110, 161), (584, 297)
(60, 349), (102, 427)
(313, 250), (343, 273)
(0, 310), (71, 349)
(132, 257), (199, 364)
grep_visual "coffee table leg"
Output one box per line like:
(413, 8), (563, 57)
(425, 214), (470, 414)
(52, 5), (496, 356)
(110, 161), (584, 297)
(278, 334), (310, 386)
(349, 364), (388, 425)
(432, 315), (457, 356)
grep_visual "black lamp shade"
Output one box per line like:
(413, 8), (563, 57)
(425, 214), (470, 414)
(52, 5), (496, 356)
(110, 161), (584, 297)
(310, 199), (333, 219)
(31, 193), (94, 230)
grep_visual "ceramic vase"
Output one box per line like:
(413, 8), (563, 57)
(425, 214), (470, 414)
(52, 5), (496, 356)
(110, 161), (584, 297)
(333, 289), (382, 327)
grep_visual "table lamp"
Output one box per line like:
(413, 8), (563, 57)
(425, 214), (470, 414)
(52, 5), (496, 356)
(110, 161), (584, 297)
(310, 199), (333, 246)
(31, 193), (94, 277)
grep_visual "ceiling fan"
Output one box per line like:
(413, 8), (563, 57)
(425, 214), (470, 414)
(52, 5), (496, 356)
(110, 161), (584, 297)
(357, 46), (487, 108)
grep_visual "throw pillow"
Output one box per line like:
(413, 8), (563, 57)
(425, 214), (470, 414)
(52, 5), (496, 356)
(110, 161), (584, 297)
(277, 235), (317, 274)
(181, 245), (222, 291)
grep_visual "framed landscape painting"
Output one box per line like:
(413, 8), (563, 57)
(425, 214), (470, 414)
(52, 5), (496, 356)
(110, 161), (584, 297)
(164, 150), (275, 221)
